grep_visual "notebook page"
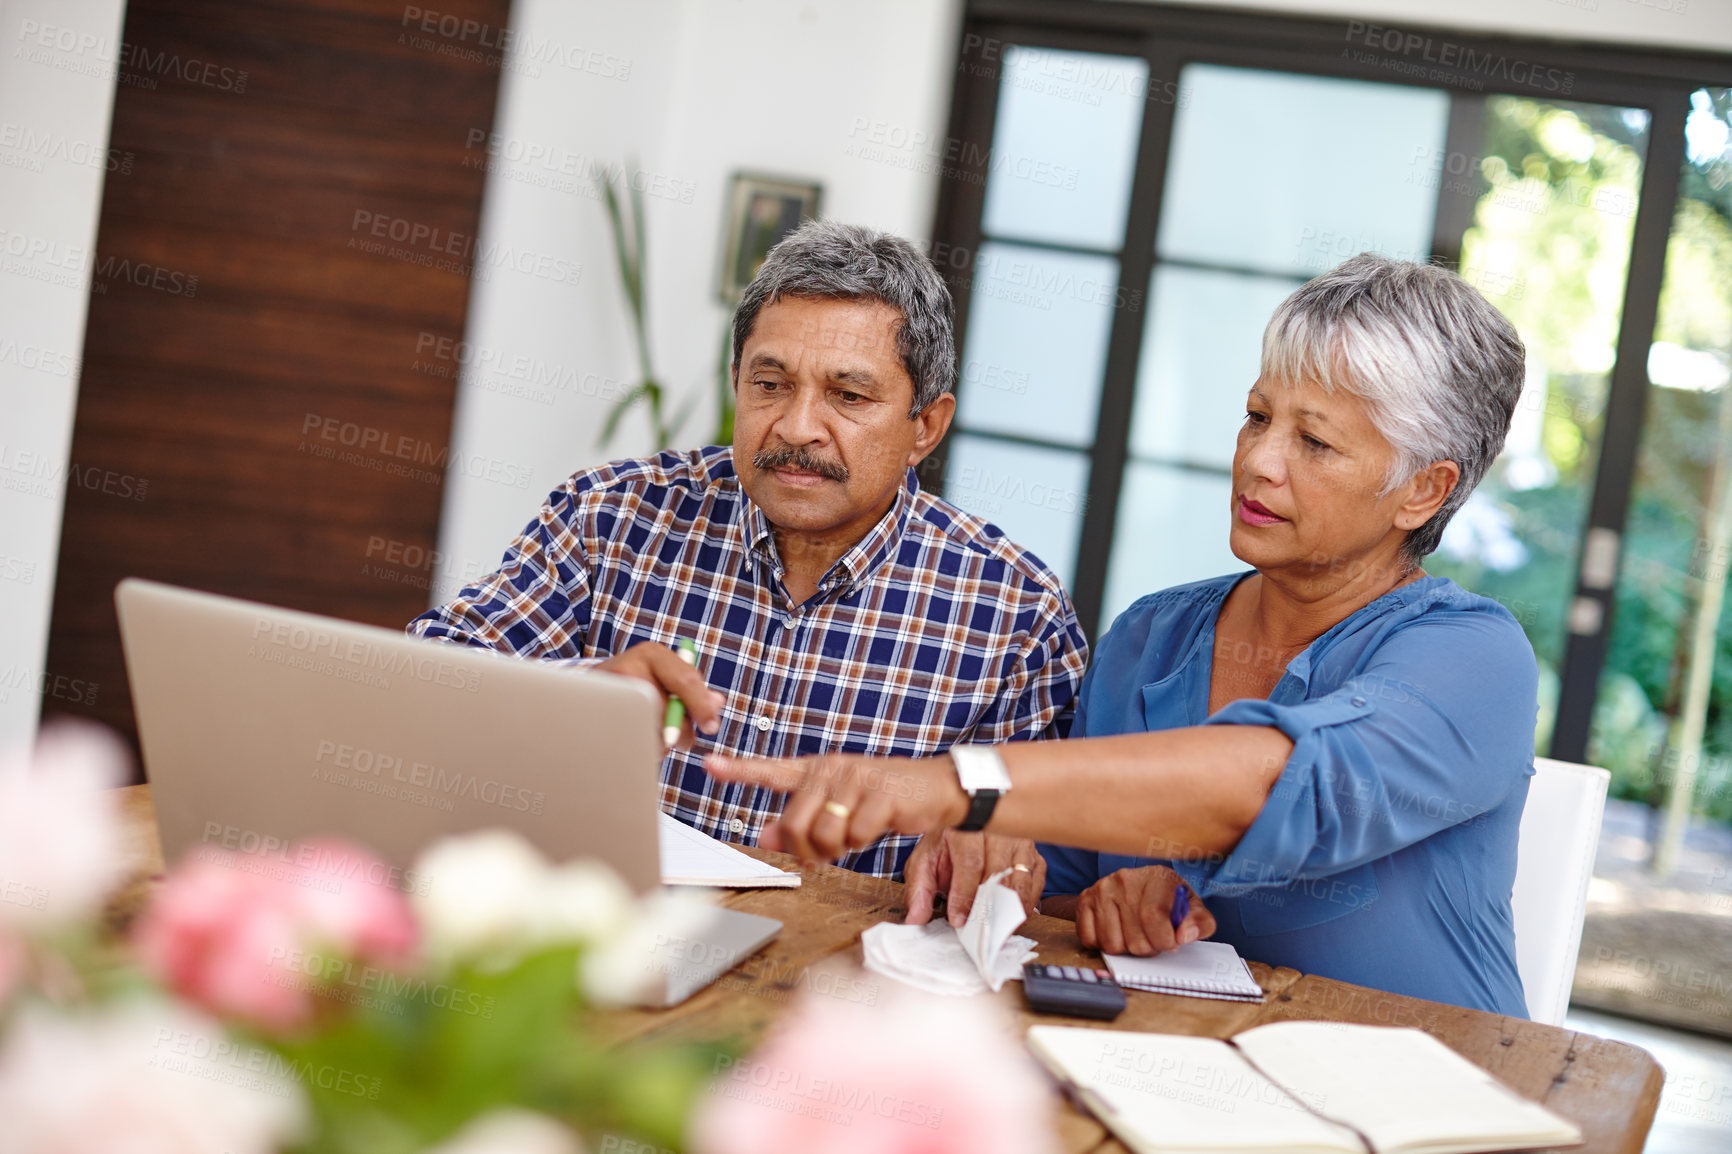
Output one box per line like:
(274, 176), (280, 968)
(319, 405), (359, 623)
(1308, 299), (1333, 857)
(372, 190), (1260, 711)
(658, 812), (800, 888)
(1105, 941), (1263, 998)
(1026, 1026), (1363, 1154)
(1232, 1022), (1583, 1154)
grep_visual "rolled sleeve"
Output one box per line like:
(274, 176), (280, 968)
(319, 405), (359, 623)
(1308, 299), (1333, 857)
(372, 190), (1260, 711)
(408, 485), (595, 661)
(971, 600), (1089, 747)
(1193, 612), (1536, 897)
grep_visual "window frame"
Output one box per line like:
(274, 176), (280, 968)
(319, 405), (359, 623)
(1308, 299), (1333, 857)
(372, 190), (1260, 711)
(926, 0), (1731, 762)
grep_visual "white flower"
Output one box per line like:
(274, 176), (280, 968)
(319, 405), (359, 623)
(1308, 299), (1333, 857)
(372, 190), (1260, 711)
(411, 830), (636, 969)
(413, 830), (550, 966)
(420, 1108), (584, 1154)
(0, 722), (127, 935)
(0, 997), (307, 1154)
(579, 888), (719, 1008)
(531, 860), (634, 948)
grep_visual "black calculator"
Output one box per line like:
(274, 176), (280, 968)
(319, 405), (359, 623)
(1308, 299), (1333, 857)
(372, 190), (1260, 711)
(1021, 962), (1127, 1021)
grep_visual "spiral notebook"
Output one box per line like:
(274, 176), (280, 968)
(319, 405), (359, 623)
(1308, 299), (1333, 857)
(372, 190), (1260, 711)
(1104, 940), (1264, 1002)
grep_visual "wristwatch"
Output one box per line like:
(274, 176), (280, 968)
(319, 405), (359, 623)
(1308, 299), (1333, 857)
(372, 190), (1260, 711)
(948, 745), (1012, 832)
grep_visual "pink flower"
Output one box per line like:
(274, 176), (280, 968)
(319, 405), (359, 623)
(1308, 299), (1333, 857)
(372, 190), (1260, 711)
(0, 931), (22, 1008)
(290, 839), (418, 966)
(134, 838), (416, 1032)
(0, 721), (126, 935)
(688, 978), (1058, 1154)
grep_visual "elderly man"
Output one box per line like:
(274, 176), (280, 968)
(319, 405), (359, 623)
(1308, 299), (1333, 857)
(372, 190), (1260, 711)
(410, 220), (1088, 921)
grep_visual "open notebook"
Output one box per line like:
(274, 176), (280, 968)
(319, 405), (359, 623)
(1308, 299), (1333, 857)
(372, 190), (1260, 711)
(658, 812), (800, 888)
(1027, 1021), (1583, 1154)
(1105, 941), (1264, 1002)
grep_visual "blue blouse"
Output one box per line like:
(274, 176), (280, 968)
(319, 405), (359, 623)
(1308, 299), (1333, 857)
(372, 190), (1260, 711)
(1040, 571), (1536, 1017)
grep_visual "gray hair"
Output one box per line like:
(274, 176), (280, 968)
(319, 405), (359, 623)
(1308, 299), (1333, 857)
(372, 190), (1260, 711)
(1260, 253), (1526, 563)
(731, 220), (956, 417)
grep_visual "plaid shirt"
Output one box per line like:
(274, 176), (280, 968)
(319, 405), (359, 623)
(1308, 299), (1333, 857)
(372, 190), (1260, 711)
(408, 446), (1089, 877)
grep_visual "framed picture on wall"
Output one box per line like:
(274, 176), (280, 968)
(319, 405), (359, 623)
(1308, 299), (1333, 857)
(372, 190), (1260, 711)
(718, 173), (822, 302)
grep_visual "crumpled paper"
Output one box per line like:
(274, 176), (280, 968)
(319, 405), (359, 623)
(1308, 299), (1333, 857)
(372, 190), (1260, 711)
(861, 868), (1036, 995)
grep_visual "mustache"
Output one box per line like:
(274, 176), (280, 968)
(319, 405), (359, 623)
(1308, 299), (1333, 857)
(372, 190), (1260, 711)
(751, 445), (849, 483)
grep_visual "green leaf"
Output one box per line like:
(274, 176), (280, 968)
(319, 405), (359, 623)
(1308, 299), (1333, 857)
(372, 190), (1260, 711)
(713, 317), (736, 447)
(597, 157), (670, 450)
(627, 156), (653, 375)
(597, 381), (651, 448)
(599, 174), (640, 321)
(272, 949), (592, 1154)
(668, 391), (700, 447)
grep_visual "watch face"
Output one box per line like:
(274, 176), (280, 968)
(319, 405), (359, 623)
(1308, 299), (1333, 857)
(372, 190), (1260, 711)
(951, 745), (1012, 793)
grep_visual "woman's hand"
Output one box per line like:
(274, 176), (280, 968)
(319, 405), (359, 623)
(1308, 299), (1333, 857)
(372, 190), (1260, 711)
(1075, 865), (1216, 956)
(704, 753), (967, 863)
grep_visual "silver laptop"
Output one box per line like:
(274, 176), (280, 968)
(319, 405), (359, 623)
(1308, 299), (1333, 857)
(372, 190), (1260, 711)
(115, 577), (779, 1006)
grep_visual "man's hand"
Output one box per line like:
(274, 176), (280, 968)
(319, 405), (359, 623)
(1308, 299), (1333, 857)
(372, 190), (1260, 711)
(703, 752), (967, 863)
(903, 830), (1045, 927)
(596, 642), (725, 748)
(1075, 865), (1215, 957)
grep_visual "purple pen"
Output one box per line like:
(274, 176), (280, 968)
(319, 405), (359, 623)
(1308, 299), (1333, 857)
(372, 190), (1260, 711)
(1170, 883), (1190, 931)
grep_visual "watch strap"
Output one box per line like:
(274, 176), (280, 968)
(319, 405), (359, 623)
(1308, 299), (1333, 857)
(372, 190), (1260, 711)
(957, 788), (1001, 833)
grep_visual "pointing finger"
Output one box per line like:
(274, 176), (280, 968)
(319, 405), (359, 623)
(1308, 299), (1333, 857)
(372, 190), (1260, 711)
(704, 754), (813, 793)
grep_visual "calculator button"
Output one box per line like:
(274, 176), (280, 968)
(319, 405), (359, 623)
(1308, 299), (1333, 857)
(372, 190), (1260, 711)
(1078, 970), (1097, 983)
(1060, 966), (1079, 980)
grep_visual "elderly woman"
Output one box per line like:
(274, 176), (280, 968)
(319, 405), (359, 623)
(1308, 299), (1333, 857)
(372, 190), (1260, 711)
(705, 253), (1535, 1016)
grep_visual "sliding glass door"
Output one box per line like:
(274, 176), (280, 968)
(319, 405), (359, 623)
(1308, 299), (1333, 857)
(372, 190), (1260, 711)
(929, 4), (1704, 768)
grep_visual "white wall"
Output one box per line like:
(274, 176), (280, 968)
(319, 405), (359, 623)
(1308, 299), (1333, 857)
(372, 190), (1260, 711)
(432, 0), (965, 596)
(0, 0), (127, 747)
(436, 0), (1731, 592)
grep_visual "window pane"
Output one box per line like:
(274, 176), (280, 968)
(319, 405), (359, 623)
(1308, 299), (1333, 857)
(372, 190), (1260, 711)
(981, 47), (1148, 251)
(942, 434), (1091, 587)
(954, 242), (1119, 447)
(1588, 89), (1732, 818)
(1129, 265), (1298, 469)
(1423, 96), (1649, 754)
(1101, 463), (1240, 627)
(1156, 64), (1449, 275)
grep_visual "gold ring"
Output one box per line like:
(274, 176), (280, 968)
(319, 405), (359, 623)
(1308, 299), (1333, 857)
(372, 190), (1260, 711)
(1012, 863), (1032, 873)
(823, 801), (852, 819)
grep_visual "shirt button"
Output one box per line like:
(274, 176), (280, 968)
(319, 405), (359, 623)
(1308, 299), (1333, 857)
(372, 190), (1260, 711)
(1350, 695), (1367, 707)
(754, 716), (772, 731)
(729, 818), (746, 835)
(782, 616), (796, 629)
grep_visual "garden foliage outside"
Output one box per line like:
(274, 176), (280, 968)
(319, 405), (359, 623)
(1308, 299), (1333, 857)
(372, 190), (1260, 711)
(1429, 91), (1732, 824)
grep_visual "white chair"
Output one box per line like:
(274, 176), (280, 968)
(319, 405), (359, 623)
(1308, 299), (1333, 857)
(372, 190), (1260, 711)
(1510, 756), (1610, 1025)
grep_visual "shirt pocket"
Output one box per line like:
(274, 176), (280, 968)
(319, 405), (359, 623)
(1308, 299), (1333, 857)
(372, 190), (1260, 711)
(1234, 862), (1380, 937)
(1139, 662), (1205, 733)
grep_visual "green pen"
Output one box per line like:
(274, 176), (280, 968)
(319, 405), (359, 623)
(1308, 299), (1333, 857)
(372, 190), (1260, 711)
(662, 638), (700, 746)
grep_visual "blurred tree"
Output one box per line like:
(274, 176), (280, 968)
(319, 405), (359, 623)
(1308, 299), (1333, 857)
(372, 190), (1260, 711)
(1429, 92), (1732, 823)
(1430, 97), (1642, 717)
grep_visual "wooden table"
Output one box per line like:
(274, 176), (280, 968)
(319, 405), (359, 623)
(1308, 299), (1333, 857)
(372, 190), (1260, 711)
(112, 785), (1662, 1153)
